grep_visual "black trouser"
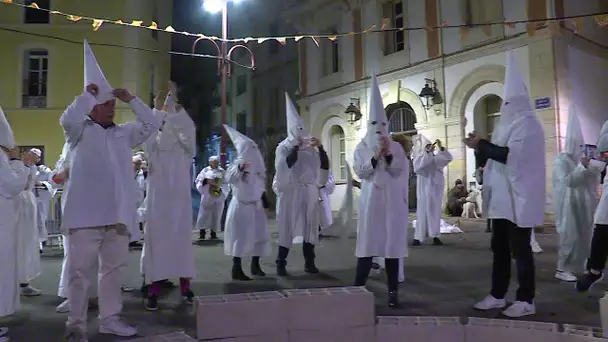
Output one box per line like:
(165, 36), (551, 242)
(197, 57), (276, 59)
(489, 219), (535, 303)
(587, 224), (608, 272)
(354, 257), (399, 292)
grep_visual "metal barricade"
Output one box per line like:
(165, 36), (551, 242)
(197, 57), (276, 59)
(45, 189), (63, 248)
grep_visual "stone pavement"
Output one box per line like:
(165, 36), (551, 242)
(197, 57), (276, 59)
(1, 217), (604, 341)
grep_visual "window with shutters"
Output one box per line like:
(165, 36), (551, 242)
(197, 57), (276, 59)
(322, 28), (340, 76)
(382, 0), (405, 55)
(236, 112), (247, 134)
(22, 49), (48, 108)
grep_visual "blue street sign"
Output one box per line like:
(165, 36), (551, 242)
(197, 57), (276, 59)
(534, 97), (551, 110)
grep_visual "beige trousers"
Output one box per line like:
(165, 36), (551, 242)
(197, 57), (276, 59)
(65, 225), (129, 333)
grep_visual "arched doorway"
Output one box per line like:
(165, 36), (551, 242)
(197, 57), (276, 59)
(386, 101), (417, 210)
(473, 94), (503, 140)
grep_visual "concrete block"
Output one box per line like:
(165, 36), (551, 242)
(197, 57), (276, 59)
(195, 291), (287, 340)
(376, 316), (464, 342)
(561, 324), (606, 342)
(130, 332), (196, 341)
(201, 331), (289, 341)
(282, 286), (375, 331)
(289, 325), (375, 342)
(465, 317), (560, 342)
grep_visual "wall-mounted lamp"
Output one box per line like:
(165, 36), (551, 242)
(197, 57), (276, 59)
(345, 98), (363, 124)
(419, 78), (443, 110)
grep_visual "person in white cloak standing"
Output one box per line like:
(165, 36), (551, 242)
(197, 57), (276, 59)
(552, 105), (600, 282)
(575, 120), (608, 293)
(318, 172), (336, 237)
(128, 154), (146, 248)
(15, 149), (43, 296)
(412, 134), (452, 246)
(196, 155), (228, 240)
(353, 73), (408, 308)
(60, 41), (160, 340)
(140, 86), (197, 311)
(0, 105), (32, 342)
(29, 148), (53, 251)
(273, 93), (330, 276)
(464, 53), (545, 318)
(223, 124), (271, 280)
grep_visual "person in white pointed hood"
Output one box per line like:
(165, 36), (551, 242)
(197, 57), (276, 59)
(59, 40), (161, 340)
(139, 84), (197, 311)
(412, 133), (452, 246)
(0, 105), (32, 341)
(551, 105), (600, 282)
(352, 73), (408, 308)
(15, 149), (42, 297)
(196, 155), (228, 240)
(272, 93), (330, 276)
(464, 53), (545, 318)
(575, 120), (608, 293)
(223, 124), (271, 280)
(28, 148), (53, 251)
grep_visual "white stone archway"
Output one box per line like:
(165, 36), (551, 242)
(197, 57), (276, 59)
(464, 82), (504, 184)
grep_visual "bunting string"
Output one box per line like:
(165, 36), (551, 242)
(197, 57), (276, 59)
(1, 0), (606, 45)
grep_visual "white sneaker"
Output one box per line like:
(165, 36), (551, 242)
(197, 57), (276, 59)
(21, 286), (41, 297)
(56, 299), (70, 313)
(502, 301), (536, 317)
(555, 271), (577, 282)
(531, 242), (543, 254)
(473, 295), (507, 310)
(99, 317), (137, 337)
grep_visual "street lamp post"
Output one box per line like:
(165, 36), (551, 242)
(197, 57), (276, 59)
(193, 0), (255, 167)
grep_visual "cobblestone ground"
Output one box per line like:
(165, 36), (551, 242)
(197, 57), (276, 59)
(1, 217), (604, 341)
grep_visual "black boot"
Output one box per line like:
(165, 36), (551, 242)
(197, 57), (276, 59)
(210, 231), (218, 240)
(432, 237), (443, 246)
(232, 257), (252, 281)
(354, 257), (373, 286)
(385, 258), (400, 308)
(251, 256), (266, 277)
(303, 242), (319, 274)
(276, 246), (290, 277)
(199, 229), (206, 240)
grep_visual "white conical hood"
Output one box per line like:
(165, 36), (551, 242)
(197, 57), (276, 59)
(597, 121), (608, 153)
(563, 104), (584, 158)
(285, 93), (310, 146)
(501, 52), (534, 120)
(411, 134), (431, 159)
(224, 124), (265, 174)
(162, 91), (176, 113)
(0, 105), (15, 148)
(364, 73), (389, 149)
(84, 40), (114, 104)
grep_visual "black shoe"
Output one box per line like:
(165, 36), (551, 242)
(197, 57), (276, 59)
(232, 258), (252, 281)
(388, 291), (400, 308)
(412, 239), (422, 246)
(251, 257), (266, 277)
(276, 260), (289, 277)
(145, 295), (158, 311)
(303, 242), (319, 274)
(210, 231), (218, 240)
(305, 261), (319, 274)
(182, 290), (195, 304)
(199, 230), (206, 240)
(433, 237), (443, 246)
(576, 271), (604, 293)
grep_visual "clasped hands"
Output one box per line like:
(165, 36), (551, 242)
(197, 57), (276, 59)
(374, 136), (392, 160)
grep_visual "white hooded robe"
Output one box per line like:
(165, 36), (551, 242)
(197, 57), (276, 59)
(413, 134), (453, 241)
(353, 74), (409, 258)
(140, 92), (197, 283)
(482, 53), (546, 228)
(272, 93), (329, 248)
(15, 165), (41, 284)
(195, 156), (228, 232)
(552, 105), (599, 274)
(223, 124), (271, 257)
(0, 106), (30, 317)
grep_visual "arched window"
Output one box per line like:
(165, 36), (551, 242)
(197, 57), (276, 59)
(387, 102), (417, 136)
(473, 94), (502, 139)
(329, 125), (346, 181)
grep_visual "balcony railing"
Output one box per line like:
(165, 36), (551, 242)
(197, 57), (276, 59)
(22, 95), (47, 108)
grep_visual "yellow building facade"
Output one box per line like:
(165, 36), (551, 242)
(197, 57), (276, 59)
(0, 0), (173, 163)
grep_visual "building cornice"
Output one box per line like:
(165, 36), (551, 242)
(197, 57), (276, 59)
(298, 28), (554, 106)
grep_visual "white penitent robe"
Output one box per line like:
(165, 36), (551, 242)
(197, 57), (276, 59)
(195, 166), (228, 232)
(60, 93), (159, 237)
(134, 170), (146, 223)
(0, 152), (30, 317)
(16, 166), (41, 284)
(354, 140), (409, 258)
(319, 172), (336, 230)
(140, 108), (197, 283)
(224, 164), (271, 257)
(272, 142), (329, 247)
(413, 150), (453, 241)
(34, 164), (53, 242)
